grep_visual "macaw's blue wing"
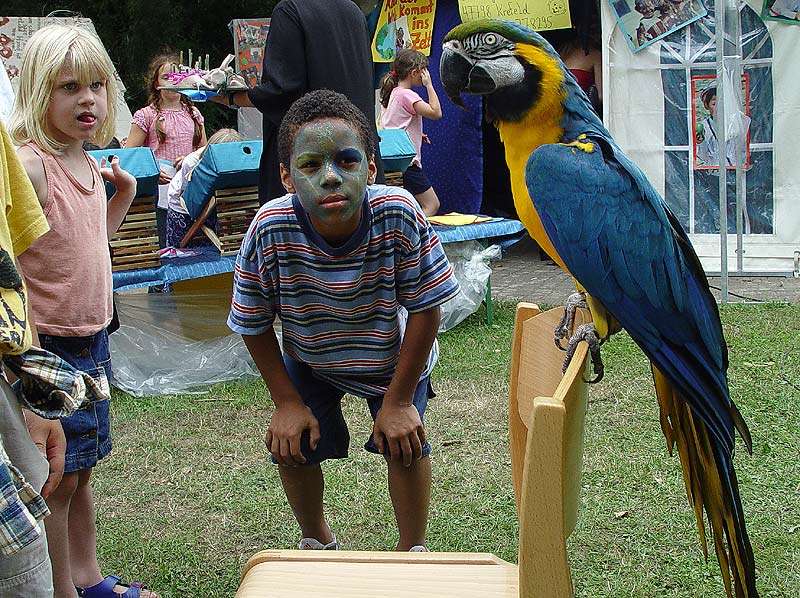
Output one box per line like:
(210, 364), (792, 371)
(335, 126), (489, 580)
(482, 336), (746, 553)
(526, 137), (757, 597)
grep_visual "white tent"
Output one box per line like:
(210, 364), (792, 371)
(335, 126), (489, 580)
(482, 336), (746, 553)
(0, 16), (132, 140)
(602, 0), (799, 274)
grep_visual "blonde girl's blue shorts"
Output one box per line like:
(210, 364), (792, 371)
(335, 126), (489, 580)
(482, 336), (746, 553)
(38, 329), (112, 473)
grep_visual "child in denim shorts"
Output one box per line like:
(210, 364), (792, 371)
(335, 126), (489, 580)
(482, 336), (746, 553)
(228, 90), (459, 551)
(12, 25), (158, 597)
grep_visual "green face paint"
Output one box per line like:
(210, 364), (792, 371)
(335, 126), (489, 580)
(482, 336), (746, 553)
(290, 119), (370, 242)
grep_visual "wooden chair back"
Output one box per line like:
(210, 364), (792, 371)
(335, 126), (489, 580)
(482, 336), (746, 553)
(508, 304), (591, 598)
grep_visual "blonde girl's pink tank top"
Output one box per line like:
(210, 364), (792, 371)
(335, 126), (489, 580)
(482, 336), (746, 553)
(18, 144), (113, 337)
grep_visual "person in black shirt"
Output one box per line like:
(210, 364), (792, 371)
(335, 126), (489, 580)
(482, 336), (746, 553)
(215, 0), (383, 204)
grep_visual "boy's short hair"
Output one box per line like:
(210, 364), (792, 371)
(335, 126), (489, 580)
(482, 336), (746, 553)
(278, 90), (376, 166)
(9, 24), (119, 154)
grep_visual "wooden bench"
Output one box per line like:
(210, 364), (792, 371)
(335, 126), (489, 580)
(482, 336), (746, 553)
(109, 187), (261, 273)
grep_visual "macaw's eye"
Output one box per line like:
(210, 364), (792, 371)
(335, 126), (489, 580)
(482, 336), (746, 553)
(484, 33), (497, 45)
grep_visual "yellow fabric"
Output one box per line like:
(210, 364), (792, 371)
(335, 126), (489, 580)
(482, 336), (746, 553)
(0, 122), (49, 355)
(496, 43), (567, 271)
(427, 213), (492, 226)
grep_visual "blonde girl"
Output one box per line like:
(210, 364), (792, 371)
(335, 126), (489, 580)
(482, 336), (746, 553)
(126, 52), (207, 248)
(10, 24), (157, 598)
(379, 48), (442, 216)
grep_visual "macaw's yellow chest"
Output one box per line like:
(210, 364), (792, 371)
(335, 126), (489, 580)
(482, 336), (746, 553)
(497, 115), (566, 270)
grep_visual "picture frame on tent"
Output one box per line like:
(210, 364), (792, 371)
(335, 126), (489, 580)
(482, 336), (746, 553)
(607, 0), (707, 53)
(761, 0), (800, 24)
(691, 73), (752, 171)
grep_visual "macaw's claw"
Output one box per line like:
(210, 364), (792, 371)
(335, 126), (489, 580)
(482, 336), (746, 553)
(563, 323), (604, 383)
(554, 292), (588, 351)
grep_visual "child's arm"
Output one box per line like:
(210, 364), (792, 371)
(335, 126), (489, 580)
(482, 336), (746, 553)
(373, 305), (441, 467)
(124, 122), (147, 148)
(243, 328), (321, 466)
(413, 68), (443, 121)
(100, 156), (137, 237)
(16, 146), (48, 206)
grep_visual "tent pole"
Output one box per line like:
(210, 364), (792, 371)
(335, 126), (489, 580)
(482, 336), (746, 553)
(715, 0), (729, 302)
(731, 1), (745, 272)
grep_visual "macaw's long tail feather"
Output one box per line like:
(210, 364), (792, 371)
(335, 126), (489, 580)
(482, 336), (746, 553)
(652, 367), (758, 598)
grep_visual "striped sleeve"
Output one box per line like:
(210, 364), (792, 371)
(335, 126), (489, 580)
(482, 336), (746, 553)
(396, 206), (460, 313)
(227, 217), (277, 335)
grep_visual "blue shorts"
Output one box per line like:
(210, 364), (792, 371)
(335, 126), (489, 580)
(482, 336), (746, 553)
(38, 329), (112, 473)
(280, 353), (433, 465)
(402, 164), (432, 196)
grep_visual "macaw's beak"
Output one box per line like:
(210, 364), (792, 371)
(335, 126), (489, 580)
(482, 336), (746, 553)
(440, 41), (499, 108)
(440, 42), (471, 108)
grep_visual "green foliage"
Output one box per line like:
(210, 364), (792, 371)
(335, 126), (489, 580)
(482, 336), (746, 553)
(3, 0), (281, 132)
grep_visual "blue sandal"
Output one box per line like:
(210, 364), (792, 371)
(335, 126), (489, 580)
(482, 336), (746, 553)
(76, 575), (151, 597)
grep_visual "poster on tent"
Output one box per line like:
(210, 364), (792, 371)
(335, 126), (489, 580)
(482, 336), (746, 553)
(372, 0), (437, 63)
(691, 74), (752, 171)
(606, 0), (706, 53)
(458, 0), (571, 31)
(228, 19), (270, 88)
(761, 0), (800, 24)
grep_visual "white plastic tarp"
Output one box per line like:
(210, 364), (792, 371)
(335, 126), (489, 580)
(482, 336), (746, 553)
(602, 0), (800, 272)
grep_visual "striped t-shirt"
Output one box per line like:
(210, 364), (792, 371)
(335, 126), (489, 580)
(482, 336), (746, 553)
(228, 185), (460, 398)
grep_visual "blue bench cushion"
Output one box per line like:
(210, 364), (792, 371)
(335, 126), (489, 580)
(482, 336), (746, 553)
(183, 141), (262, 218)
(88, 147), (159, 198)
(378, 128), (416, 173)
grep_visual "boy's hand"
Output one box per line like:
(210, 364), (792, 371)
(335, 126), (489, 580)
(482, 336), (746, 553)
(23, 410), (66, 498)
(100, 156), (137, 196)
(266, 402), (321, 466)
(373, 403), (425, 467)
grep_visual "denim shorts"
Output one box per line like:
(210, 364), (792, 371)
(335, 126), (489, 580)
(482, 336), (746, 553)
(38, 329), (112, 473)
(402, 164), (433, 196)
(280, 353), (433, 465)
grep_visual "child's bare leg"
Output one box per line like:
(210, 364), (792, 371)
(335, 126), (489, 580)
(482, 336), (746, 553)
(45, 471), (79, 598)
(279, 464), (335, 543)
(415, 188), (440, 217)
(387, 455), (431, 550)
(69, 469), (159, 597)
(68, 469), (101, 589)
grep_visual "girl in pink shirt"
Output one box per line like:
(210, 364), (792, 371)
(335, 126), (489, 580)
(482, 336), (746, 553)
(379, 49), (442, 216)
(126, 52), (207, 247)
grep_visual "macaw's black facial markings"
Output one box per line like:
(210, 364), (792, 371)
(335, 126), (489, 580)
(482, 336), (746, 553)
(484, 60), (543, 123)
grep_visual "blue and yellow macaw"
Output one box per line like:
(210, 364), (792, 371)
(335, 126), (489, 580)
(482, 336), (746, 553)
(440, 20), (757, 597)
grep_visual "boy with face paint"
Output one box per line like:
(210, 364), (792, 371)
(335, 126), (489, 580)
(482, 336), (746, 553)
(228, 90), (459, 552)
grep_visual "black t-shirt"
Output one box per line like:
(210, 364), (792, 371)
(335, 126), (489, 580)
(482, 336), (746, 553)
(247, 0), (383, 203)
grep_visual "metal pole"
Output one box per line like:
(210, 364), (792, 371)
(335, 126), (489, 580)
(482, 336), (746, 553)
(730, 1), (745, 273)
(715, 0), (729, 302)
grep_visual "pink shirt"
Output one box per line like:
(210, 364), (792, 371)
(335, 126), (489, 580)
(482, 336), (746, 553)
(18, 144), (113, 336)
(131, 104), (204, 162)
(381, 87), (424, 166)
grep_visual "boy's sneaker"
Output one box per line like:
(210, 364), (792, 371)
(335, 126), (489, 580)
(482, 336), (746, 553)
(298, 536), (339, 550)
(408, 545), (429, 552)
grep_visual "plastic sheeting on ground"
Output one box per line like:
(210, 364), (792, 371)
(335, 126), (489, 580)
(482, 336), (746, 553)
(110, 241), (503, 396)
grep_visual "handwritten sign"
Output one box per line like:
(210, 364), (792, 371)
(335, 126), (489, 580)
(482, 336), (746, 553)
(458, 0), (571, 31)
(372, 0), (437, 63)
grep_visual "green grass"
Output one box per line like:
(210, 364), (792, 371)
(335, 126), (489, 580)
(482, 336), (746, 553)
(96, 303), (800, 597)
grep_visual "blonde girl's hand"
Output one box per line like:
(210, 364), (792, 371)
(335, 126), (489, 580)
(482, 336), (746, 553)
(100, 156), (137, 196)
(173, 155), (184, 170)
(420, 67), (432, 87)
(422, 133), (431, 145)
